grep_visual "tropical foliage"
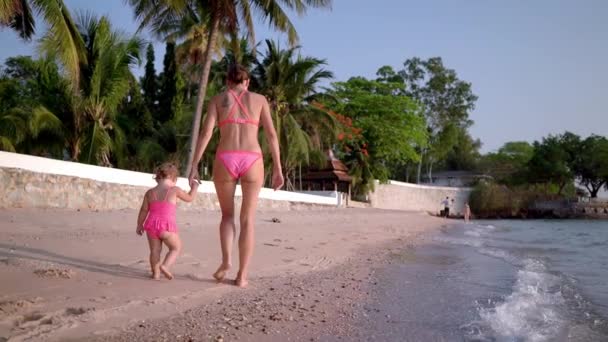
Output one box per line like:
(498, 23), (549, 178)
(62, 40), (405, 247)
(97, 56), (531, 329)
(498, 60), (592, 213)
(127, 0), (334, 173)
(1, 0), (549, 201)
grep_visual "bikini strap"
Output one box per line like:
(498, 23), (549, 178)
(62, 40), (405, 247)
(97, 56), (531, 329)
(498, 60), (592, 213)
(227, 89), (250, 120)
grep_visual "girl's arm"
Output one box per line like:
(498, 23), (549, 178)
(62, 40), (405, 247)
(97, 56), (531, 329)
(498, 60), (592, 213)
(176, 182), (199, 203)
(136, 192), (150, 235)
(260, 97), (284, 190)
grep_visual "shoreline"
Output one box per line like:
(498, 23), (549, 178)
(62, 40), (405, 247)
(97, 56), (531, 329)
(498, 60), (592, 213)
(0, 207), (445, 341)
(89, 238), (432, 342)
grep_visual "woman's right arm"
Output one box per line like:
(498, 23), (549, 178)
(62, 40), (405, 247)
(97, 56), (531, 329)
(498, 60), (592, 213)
(260, 97), (284, 190)
(190, 97), (218, 180)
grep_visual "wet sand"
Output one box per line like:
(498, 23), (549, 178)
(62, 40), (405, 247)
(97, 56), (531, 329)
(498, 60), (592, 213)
(0, 207), (444, 341)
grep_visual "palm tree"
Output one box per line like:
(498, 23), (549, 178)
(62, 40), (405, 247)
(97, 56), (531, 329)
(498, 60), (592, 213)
(1, 0), (85, 88)
(128, 0), (333, 174)
(39, 13), (144, 165)
(253, 39), (336, 190)
(0, 56), (65, 155)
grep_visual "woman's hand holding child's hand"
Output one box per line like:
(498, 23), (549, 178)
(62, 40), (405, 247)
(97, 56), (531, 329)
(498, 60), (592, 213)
(190, 180), (199, 190)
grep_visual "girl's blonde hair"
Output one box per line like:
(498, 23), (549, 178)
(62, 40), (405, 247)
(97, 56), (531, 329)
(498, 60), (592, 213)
(154, 162), (179, 182)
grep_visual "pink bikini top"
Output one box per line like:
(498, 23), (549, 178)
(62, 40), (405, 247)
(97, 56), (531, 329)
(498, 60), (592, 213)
(217, 89), (259, 128)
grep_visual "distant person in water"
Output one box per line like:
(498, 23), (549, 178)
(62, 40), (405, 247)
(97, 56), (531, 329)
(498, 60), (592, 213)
(441, 197), (450, 218)
(464, 203), (471, 222)
(189, 64), (284, 288)
(137, 162), (199, 280)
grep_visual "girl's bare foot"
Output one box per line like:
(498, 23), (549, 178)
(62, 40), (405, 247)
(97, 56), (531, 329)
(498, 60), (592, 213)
(213, 264), (231, 283)
(150, 272), (160, 280)
(159, 265), (173, 280)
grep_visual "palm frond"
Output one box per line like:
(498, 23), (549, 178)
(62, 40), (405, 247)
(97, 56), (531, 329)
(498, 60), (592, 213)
(0, 136), (16, 152)
(34, 0), (86, 89)
(30, 106), (64, 138)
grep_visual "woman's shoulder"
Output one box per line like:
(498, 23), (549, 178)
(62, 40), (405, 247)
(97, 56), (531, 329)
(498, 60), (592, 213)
(246, 91), (264, 99)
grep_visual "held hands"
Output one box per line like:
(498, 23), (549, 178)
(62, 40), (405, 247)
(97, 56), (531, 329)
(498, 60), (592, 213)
(188, 166), (200, 186)
(190, 179), (199, 190)
(272, 168), (284, 191)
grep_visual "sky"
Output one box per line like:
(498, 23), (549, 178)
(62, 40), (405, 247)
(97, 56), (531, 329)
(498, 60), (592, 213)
(1, 0), (607, 153)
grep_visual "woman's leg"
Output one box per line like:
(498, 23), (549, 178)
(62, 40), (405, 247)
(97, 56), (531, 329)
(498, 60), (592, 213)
(213, 160), (238, 282)
(236, 158), (264, 288)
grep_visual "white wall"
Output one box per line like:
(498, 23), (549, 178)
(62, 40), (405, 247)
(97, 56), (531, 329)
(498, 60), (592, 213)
(0, 151), (337, 206)
(370, 180), (472, 215)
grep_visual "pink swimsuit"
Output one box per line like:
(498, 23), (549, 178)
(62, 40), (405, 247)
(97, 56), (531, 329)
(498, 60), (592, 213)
(143, 188), (177, 240)
(216, 89), (263, 179)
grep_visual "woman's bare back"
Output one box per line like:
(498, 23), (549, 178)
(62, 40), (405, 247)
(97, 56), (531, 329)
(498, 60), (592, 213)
(214, 89), (267, 152)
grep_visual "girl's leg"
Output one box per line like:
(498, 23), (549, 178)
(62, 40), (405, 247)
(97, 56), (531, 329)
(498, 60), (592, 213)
(213, 160), (238, 282)
(146, 233), (162, 280)
(235, 158), (264, 288)
(159, 232), (181, 280)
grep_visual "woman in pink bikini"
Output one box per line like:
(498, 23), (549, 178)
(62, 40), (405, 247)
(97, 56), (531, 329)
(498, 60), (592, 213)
(137, 162), (199, 280)
(188, 64), (284, 288)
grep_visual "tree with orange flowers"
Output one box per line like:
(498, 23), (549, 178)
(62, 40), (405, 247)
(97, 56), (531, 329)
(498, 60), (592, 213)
(322, 75), (427, 196)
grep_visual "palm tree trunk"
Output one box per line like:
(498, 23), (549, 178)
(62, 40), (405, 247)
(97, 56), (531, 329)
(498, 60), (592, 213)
(299, 163), (302, 191)
(416, 158), (423, 184)
(70, 139), (80, 161)
(185, 13), (220, 175)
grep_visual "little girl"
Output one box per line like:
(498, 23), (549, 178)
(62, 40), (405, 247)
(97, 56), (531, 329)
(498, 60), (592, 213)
(136, 162), (199, 280)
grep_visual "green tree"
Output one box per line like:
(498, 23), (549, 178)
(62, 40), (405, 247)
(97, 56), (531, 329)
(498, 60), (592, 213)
(527, 134), (576, 195)
(158, 41), (178, 123)
(574, 135), (608, 198)
(327, 75), (427, 194)
(39, 13), (144, 165)
(253, 40), (336, 189)
(0, 56), (65, 155)
(398, 57), (478, 183)
(479, 141), (534, 184)
(141, 43), (158, 117)
(128, 0), (333, 174)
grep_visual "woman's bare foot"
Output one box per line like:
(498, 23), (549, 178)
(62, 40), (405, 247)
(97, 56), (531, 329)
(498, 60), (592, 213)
(213, 264), (231, 283)
(235, 271), (248, 288)
(234, 277), (248, 288)
(159, 265), (173, 280)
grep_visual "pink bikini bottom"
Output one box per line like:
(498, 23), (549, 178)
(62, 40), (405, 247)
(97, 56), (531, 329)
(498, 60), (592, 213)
(216, 150), (263, 180)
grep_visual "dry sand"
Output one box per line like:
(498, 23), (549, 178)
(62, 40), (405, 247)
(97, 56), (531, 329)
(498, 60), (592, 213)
(0, 207), (445, 341)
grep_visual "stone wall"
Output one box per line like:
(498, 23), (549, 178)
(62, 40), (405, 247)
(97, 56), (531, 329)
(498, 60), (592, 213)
(369, 180), (472, 215)
(0, 151), (339, 210)
(0, 168), (331, 211)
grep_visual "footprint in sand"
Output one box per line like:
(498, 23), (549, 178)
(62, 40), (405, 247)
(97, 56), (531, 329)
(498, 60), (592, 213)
(0, 298), (44, 316)
(33, 268), (76, 279)
(284, 247), (296, 250)
(263, 243), (279, 247)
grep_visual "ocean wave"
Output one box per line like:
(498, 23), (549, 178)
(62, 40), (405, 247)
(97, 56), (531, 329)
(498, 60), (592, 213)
(478, 259), (566, 342)
(433, 236), (483, 248)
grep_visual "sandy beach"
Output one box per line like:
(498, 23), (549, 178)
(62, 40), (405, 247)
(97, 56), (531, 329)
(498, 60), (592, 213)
(0, 207), (445, 341)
